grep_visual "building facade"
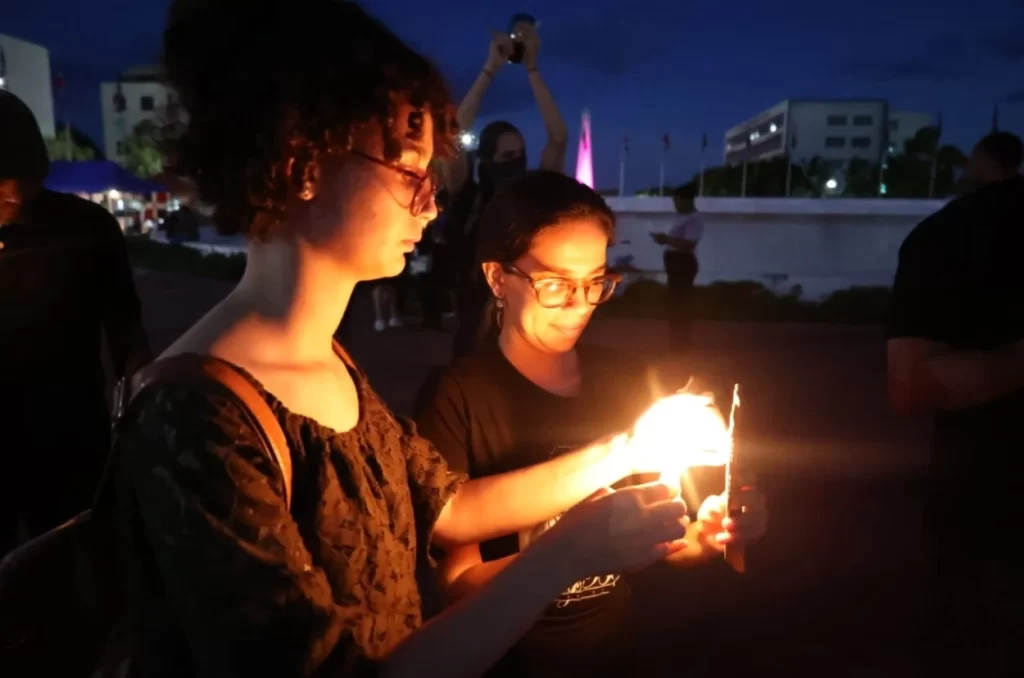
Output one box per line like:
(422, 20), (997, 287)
(0, 33), (56, 138)
(724, 99), (931, 167)
(100, 66), (180, 163)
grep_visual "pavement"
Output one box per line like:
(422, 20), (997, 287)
(132, 270), (954, 675)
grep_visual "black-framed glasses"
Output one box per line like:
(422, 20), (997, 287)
(350, 149), (437, 216)
(502, 264), (621, 308)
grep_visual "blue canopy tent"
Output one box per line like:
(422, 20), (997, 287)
(45, 160), (166, 195)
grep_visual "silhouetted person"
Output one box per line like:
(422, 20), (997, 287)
(887, 131), (1024, 662)
(0, 91), (151, 556)
(651, 184), (705, 353)
(444, 25), (569, 359)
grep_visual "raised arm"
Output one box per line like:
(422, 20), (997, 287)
(444, 33), (513, 195)
(521, 25), (568, 172)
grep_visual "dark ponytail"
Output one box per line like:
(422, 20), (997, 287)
(470, 170), (615, 350)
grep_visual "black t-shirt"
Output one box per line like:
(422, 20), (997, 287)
(0, 190), (144, 468)
(887, 175), (1024, 526)
(416, 341), (656, 676)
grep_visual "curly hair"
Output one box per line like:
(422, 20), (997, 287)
(163, 0), (457, 238)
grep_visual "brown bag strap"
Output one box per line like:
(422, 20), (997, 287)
(116, 354), (292, 508)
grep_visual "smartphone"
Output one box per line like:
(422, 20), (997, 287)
(506, 13), (536, 65)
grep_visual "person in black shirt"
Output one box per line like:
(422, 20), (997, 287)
(887, 131), (1024, 657)
(0, 90), (151, 556)
(418, 171), (767, 677)
(443, 24), (569, 359)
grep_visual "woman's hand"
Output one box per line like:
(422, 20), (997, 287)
(544, 482), (688, 582)
(485, 31), (514, 73)
(519, 23), (541, 70)
(692, 486), (768, 554)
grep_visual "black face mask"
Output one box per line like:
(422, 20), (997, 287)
(479, 156), (527, 193)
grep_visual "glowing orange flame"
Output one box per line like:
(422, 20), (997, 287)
(630, 392), (732, 489)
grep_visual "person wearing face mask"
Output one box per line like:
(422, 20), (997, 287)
(443, 23), (569, 359)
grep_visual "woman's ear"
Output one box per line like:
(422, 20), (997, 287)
(481, 262), (504, 299)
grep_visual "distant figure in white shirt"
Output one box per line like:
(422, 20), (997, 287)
(650, 184), (704, 353)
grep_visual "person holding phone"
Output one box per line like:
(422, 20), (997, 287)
(650, 184), (705, 354)
(442, 17), (570, 359)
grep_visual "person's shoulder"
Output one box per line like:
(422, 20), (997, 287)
(900, 198), (964, 255)
(40, 190), (116, 222)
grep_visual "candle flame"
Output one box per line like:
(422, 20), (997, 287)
(631, 392), (732, 489)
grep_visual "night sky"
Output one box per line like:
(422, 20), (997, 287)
(5, 0), (1023, 190)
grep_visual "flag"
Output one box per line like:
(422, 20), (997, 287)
(663, 133), (671, 152)
(700, 133), (708, 150)
(622, 135), (630, 156)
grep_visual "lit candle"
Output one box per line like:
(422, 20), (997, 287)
(629, 391), (732, 494)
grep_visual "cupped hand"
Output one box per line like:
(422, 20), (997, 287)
(485, 31), (514, 72)
(693, 486), (768, 554)
(548, 482), (689, 581)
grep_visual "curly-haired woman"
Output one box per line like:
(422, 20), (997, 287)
(113, 3), (703, 677)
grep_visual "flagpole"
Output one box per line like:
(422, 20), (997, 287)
(619, 136), (627, 197)
(928, 112), (942, 198)
(698, 132), (707, 197)
(785, 127), (796, 197)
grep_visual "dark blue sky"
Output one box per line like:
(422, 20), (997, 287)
(5, 0), (1023, 190)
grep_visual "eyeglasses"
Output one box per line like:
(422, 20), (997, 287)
(350, 149), (437, 216)
(502, 264), (621, 308)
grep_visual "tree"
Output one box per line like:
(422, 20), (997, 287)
(123, 119), (163, 178)
(45, 123), (103, 162)
(883, 126), (966, 198)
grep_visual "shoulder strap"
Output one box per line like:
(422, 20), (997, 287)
(331, 338), (354, 369)
(117, 355), (293, 508)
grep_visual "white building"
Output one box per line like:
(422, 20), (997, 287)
(100, 66), (180, 163)
(0, 33), (56, 138)
(724, 100), (931, 167)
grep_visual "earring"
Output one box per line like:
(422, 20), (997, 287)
(495, 297), (505, 329)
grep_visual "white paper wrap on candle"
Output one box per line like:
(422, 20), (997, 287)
(630, 392), (732, 486)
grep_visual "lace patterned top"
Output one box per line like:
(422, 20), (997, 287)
(114, 357), (466, 677)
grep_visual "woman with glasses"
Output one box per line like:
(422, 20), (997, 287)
(416, 170), (767, 677)
(113, 3), (703, 677)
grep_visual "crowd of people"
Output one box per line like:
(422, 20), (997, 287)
(0, 0), (1021, 675)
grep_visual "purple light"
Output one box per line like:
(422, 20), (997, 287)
(575, 109), (594, 189)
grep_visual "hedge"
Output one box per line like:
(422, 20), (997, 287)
(127, 237), (891, 325)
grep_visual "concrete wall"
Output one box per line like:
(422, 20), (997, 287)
(0, 34), (55, 138)
(604, 196), (946, 300)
